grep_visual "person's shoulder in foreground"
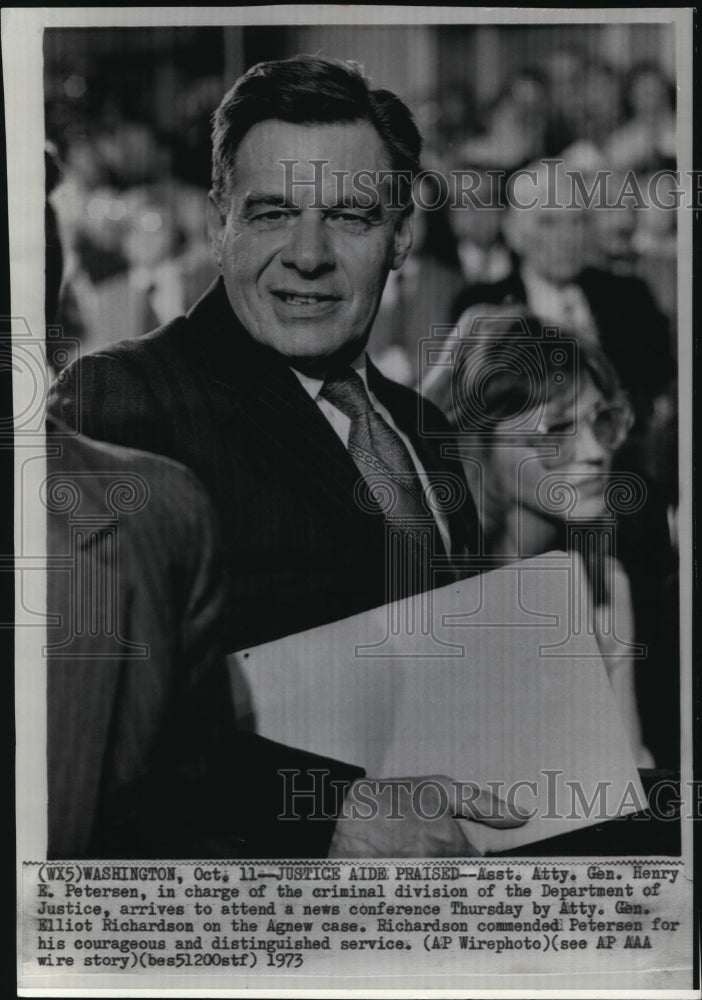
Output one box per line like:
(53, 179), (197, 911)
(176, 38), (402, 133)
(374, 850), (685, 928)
(46, 418), (364, 859)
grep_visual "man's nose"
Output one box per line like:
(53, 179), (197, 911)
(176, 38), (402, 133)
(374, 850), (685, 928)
(280, 212), (335, 275)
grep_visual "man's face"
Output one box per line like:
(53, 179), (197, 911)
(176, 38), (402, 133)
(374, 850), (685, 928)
(208, 119), (413, 374)
(509, 206), (593, 285)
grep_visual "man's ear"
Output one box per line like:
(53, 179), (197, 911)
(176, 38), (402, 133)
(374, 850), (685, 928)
(206, 192), (226, 264)
(391, 210), (414, 270)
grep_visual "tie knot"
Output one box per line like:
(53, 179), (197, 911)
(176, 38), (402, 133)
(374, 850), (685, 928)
(320, 368), (373, 419)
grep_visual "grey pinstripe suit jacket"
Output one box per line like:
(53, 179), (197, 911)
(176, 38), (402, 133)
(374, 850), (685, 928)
(46, 424), (362, 858)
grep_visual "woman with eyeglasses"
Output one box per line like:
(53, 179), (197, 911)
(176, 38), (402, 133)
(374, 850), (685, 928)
(422, 311), (673, 769)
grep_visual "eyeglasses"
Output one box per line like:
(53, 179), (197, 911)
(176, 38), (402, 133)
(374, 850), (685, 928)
(530, 398), (634, 467)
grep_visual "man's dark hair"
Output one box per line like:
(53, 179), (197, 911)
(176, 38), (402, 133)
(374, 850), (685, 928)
(210, 54), (422, 209)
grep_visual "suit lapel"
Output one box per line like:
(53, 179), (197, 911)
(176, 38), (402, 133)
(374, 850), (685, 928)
(188, 283), (379, 521)
(576, 269), (608, 336)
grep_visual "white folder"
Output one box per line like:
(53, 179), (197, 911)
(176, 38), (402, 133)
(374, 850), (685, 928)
(234, 552), (645, 853)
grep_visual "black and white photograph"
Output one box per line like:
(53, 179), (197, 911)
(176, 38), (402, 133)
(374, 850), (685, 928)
(5, 5), (695, 994)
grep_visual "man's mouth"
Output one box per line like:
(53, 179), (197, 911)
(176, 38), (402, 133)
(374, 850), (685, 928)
(271, 290), (342, 318)
(273, 291), (339, 305)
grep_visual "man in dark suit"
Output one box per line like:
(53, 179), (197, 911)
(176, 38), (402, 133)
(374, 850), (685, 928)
(452, 163), (675, 428)
(452, 259), (674, 430)
(49, 56), (517, 857)
(49, 278), (480, 653)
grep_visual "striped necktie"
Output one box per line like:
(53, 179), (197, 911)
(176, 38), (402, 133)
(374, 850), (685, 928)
(321, 367), (430, 518)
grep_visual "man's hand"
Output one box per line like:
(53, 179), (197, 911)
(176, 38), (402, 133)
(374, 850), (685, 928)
(328, 774), (528, 858)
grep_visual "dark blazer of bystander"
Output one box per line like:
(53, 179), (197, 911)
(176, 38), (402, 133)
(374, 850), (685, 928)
(46, 421), (363, 859)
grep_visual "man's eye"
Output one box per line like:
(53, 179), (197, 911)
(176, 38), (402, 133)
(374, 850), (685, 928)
(252, 210), (290, 225)
(328, 212), (371, 230)
(545, 420), (576, 435)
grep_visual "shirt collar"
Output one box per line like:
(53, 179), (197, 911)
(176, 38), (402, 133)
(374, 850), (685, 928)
(521, 262), (564, 301)
(291, 355), (369, 401)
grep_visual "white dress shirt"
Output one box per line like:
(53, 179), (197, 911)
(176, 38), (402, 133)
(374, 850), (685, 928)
(521, 264), (600, 348)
